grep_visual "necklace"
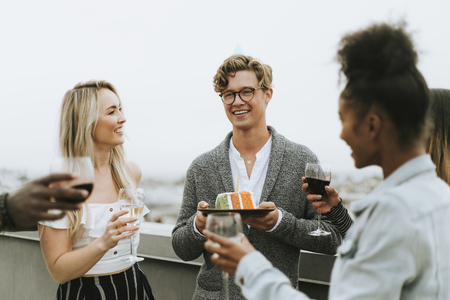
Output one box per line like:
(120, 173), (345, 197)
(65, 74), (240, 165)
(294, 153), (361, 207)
(241, 155), (255, 165)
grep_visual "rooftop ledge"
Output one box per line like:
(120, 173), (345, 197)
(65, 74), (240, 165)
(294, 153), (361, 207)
(1, 221), (336, 284)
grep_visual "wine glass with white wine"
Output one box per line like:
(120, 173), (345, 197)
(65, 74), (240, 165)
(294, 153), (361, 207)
(118, 188), (145, 263)
(206, 212), (243, 300)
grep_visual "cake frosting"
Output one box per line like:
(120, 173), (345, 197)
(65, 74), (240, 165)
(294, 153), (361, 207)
(215, 191), (256, 209)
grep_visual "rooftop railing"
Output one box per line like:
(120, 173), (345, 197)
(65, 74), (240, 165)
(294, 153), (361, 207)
(0, 222), (334, 300)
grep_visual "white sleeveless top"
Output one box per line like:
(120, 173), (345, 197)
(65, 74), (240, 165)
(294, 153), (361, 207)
(40, 202), (150, 275)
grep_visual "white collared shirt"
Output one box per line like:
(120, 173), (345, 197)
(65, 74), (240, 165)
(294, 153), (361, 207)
(229, 135), (272, 204)
(229, 135), (282, 232)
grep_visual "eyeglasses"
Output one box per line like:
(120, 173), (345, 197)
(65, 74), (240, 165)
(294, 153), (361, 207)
(219, 87), (264, 105)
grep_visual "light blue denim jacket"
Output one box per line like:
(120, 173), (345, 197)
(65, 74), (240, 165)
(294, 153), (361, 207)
(236, 155), (450, 300)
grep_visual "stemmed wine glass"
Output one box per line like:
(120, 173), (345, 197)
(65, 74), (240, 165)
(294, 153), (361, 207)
(206, 212), (243, 300)
(305, 162), (331, 236)
(118, 188), (145, 263)
(50, 157), (95, 203)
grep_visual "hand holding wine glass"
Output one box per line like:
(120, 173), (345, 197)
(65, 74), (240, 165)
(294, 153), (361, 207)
(302, 177), (341, 214)
(50, 157), (95, 203)
(118, 188), (145, 263)
(305, 162), (332, 236)
(204, 230), (255, 275)
(206, 212), (243, 300)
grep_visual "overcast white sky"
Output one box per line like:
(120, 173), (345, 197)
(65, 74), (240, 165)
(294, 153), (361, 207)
(1, 0), (449, 181)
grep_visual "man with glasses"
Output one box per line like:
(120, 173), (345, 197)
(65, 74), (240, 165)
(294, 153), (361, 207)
(172, 55), (343, 300)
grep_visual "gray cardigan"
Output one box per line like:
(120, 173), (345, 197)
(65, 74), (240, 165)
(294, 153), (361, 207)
(172, 127), (342, 300)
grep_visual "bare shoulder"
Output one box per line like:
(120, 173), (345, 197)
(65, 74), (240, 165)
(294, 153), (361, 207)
(126, 160), (142, 186)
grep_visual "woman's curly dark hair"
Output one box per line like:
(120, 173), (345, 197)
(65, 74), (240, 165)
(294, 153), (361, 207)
(337, 22), (429, 147)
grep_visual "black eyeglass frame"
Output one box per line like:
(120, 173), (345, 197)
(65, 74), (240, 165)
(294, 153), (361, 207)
(219, 87), (264, 105)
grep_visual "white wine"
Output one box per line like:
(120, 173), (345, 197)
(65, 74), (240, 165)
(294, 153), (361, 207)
(120, 204), (144, 219)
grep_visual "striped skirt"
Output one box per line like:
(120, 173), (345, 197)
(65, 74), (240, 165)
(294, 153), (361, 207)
(56, 263), (155, 300)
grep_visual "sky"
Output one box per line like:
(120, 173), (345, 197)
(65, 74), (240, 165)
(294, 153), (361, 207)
(1, 0), (449, 181)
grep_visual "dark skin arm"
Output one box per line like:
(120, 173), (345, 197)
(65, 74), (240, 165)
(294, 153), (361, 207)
(6, 173), (88, 231)
(302, 177), (340, 214)
(204, 229), (256, 274)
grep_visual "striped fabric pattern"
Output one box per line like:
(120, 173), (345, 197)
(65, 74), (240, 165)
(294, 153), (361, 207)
(56, 263), (155, 300)
(326, 201), (354, 238)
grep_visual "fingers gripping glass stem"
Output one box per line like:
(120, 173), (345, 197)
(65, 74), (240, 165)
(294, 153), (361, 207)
(206, 212), (242, 300)
(306, 162), (332, 237)
(118, 188), (145, 263)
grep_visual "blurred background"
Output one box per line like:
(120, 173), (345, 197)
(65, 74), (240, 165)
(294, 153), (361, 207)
(1, 0), (448, 223)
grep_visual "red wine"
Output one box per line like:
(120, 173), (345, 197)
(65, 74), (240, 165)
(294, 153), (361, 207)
(305, 178), (330, 195)
(59, 183), (93, 203)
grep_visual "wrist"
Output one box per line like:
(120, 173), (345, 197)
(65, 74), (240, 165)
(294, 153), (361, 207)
(0, 193), (16, 231)
(95, 236), (112, 252)
(330, 197), (342, 207)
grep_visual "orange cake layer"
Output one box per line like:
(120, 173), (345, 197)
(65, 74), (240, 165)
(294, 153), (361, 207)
(230, 193), (241, 209)
(240, 191), (254, 209)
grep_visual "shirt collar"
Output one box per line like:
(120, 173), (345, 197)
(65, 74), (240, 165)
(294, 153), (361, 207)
(350, 154), (436, 214)
(230, 135), (272, 159)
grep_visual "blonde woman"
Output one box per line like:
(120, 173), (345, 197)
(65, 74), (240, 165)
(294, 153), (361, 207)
(38, 81), (155, 300)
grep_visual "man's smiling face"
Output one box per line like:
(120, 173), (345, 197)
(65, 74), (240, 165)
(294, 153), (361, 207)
(222, 70), (272, 132)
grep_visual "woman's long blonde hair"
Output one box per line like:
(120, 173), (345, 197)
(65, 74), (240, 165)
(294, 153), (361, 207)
(426, 89), (450, 185)
(59, 80), (133, 245)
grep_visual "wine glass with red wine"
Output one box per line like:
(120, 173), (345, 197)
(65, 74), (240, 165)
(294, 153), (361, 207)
(305, 162), (331, 236)
(50, 157), (94, 203)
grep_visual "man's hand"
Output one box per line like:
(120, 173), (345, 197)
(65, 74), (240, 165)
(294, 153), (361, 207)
(204, 230), (256, 274)
(195, 201), (209, 233)
(241, 202), (279, 231)
(6, 173), (88, 231)
(302, 177), (340, 214)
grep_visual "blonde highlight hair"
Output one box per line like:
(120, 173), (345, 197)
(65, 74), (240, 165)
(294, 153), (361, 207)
(59, 80), (134, 245)
(426, 89), (450, 185)
(213, 55), (273, 94)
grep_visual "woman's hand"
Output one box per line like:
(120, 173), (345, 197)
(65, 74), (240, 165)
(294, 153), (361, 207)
(302, 177), (341, 214)
(204, 230), (256, 274)
(98, 210), (139, 251)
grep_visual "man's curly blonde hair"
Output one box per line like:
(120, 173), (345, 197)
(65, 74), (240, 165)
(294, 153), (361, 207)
(213, 55), (273, 94)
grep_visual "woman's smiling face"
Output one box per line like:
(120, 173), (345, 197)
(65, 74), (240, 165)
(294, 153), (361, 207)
(94, 88), (126, 148)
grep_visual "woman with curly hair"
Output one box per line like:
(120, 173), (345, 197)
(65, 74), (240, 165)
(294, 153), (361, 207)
(203, 22), (450, 300)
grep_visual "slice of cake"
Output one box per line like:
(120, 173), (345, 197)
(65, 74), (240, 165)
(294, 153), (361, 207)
(215, 191), (256, 209)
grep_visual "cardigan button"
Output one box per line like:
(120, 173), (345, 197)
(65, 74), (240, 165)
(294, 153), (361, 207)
(114, 251), (118, 255)
(110, 208), (113, 212)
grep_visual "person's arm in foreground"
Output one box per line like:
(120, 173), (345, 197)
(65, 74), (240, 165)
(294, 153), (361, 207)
(302, 177), (353, 238)
(1, 173), (88, 231)
(204, 230), (311, 300)
(39, 210), (138, 284)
